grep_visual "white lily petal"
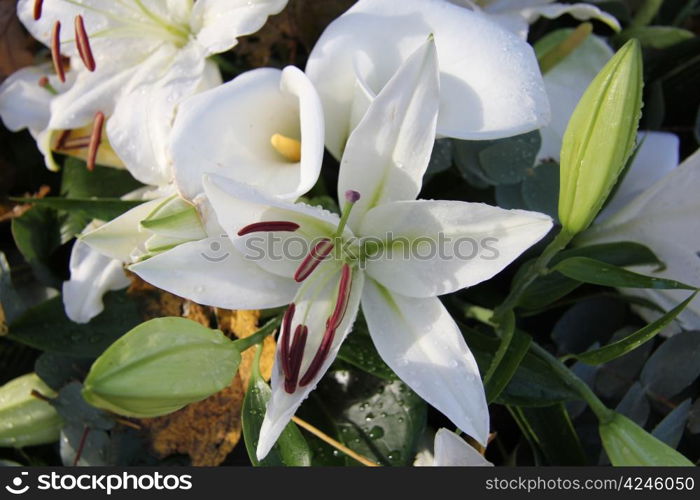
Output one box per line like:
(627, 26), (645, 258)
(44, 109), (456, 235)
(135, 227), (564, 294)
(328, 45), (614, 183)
(173, 66), (323, 200)
(359, 200), (552, 297)
(598, 132), (679, 221)
(257, 263), (364, 460)
(338, 39), (440, 231)
(62, 239), (130, 324)
(107, 43), (215, 186)
(537, 33), (613, 162)
(191, 0), (288, 55)
(433, 428), (493, 466)
(130, 235), (297, 309)
(81, 199), (163, 262)
(306, 0), (549, 158)
(0, 65), (70, 131)
(362, 280), (489, 446)
(203, 174), (342, 279)
(520, 3), (621, 32)
(582, 149), (700, 330)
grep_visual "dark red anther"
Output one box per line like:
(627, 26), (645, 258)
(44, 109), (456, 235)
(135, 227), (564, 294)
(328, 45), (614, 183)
(51, 21), (65, 83)
(237, 221), (300, 236)
(284, 325), (308, 394)
(327, 264), (352, 331)
(33, 0), (43, 20)
(299, 325), (335, 388)
(293, 238), (334, 282)
(87, 111), (104, 171)
(74, 15), (96, 72)
(279, 303), (295, 380)
(54, 129), (70, 150)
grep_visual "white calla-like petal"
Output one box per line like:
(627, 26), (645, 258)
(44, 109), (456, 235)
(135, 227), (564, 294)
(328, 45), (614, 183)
(81, 199), (163, 262)
(537, 33), (613, 162)
(191, 0), (288, 55)
(130, 235), (298, 309)
(307, 0), (549, 158)
(173, 66), (323, 200)
(107, 43), (216, 186)
(257, 263), (364, 460)
(520, 3), (620, 32)
(203, 174), (342, 279)
(598, 132), (679, 221)
(582, 149), (700, 330)
(338, 39), (440, 230)
(362, 280), (489, 446)
(359, 200), (552, 297)
(62, 239), (130, 324)
(433, 428), (493, 466)
(0, 65), (66, 131)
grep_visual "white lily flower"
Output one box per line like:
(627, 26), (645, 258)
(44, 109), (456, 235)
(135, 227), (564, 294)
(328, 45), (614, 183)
(16, 0), (287, 184)
(305, 0), (551, 159)
(473, 0), (620, 39)
(130, 40), (553, 459)
(580, 148), (700, 331)
(171, 65), (324, 201)
(414, 428), (493, 466)
(0, 64), (74, 171)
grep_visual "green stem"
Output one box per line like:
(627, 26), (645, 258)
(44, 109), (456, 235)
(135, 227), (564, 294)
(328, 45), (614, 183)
(492, 229), (574, 325)
(231, 316), (282, 353)
(530, 343), (612, 422)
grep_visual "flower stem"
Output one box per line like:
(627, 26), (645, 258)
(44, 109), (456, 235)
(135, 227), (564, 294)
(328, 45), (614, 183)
(291, 416), (380, 467)
(231, 316), (282, 353)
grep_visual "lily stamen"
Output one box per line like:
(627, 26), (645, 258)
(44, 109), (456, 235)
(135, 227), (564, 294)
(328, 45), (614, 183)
(284, 324), (308, 394)
(237, 221), (300, 236)
(299, 264), (353, 388)
(278, 303), (296, 380)
(74, 15), (96, 72)
(60, 137), (92, 150)
(51, 21), (65, 83)
(293, 238), (334, 282)
(87, 111), (105, 171)
(33, 0), (43, 20)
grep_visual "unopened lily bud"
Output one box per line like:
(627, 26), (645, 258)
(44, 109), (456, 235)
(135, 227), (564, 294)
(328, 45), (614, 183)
(0, 373), (62, 448)
(599, 412), (693, 466)
(140, 195), (207, 254)
(82, 317), (241, 418)
(558, 39), (643, 235)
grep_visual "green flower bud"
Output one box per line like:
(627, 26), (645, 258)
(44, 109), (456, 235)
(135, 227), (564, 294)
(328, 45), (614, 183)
(599, 412), (693, 466)
(0, 373), (62, 448)
(141, 195), (207, 252)
(558, 39), (643, 235)
(83, 317), (241, 418)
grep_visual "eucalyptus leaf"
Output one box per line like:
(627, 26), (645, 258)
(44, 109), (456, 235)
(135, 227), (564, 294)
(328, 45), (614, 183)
(35, 352), (93, 391)
(615, 382), (650, 427)
(521, 162), (559, 219)
(552, 296), (627, 355)
(50, 382), (114, 431)
(60, 425), (111, 466)
(11, 206), (63, 289)
(652, 399), (691, 449)
(11, 197), (143, 223)
(640, 330), (700, 399)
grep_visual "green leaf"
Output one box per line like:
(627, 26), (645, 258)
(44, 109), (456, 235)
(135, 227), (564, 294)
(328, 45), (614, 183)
(241, 346), (311, 466)
(512, 404), (587, 465)
(640, 330), (700, 399)
(8, 290), (141, 357)
(553, 257), (697, 290)
(11, 206), (62, 288)
(558, 39), (643, 235)
(313, 367), (427, 466)
(485, 328), (531, 404)
(82, 317), (241, 418)
(617, 26), (694, 49)
(11, 197), (144, 222)
(599, 412), (693, 466)
(564, 293), (696, 365)
(652, 399), (691, 449)
(519, 242), (661, 310)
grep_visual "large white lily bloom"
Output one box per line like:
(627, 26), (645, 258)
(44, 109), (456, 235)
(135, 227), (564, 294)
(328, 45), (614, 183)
(581, 149), (700, 331)
(131, 40), (553, 458)
(0, 64), (73, 171)
(172, 66), (324, 201)
(475, 0), (620, 39)
(305, 0), (551, 159)
(414, 428), (493, 466)
(16, 0), (287, 185)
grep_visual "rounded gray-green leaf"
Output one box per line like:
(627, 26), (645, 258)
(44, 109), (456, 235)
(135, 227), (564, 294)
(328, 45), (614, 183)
(82, 317), (240, 418)
(0, 373), (62, 448)
(558, 39), (643, 235)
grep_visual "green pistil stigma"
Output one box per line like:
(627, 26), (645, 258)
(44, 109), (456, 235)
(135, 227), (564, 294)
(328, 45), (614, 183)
(335, 190), (361, 238)
(38, 76), (58, 95)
